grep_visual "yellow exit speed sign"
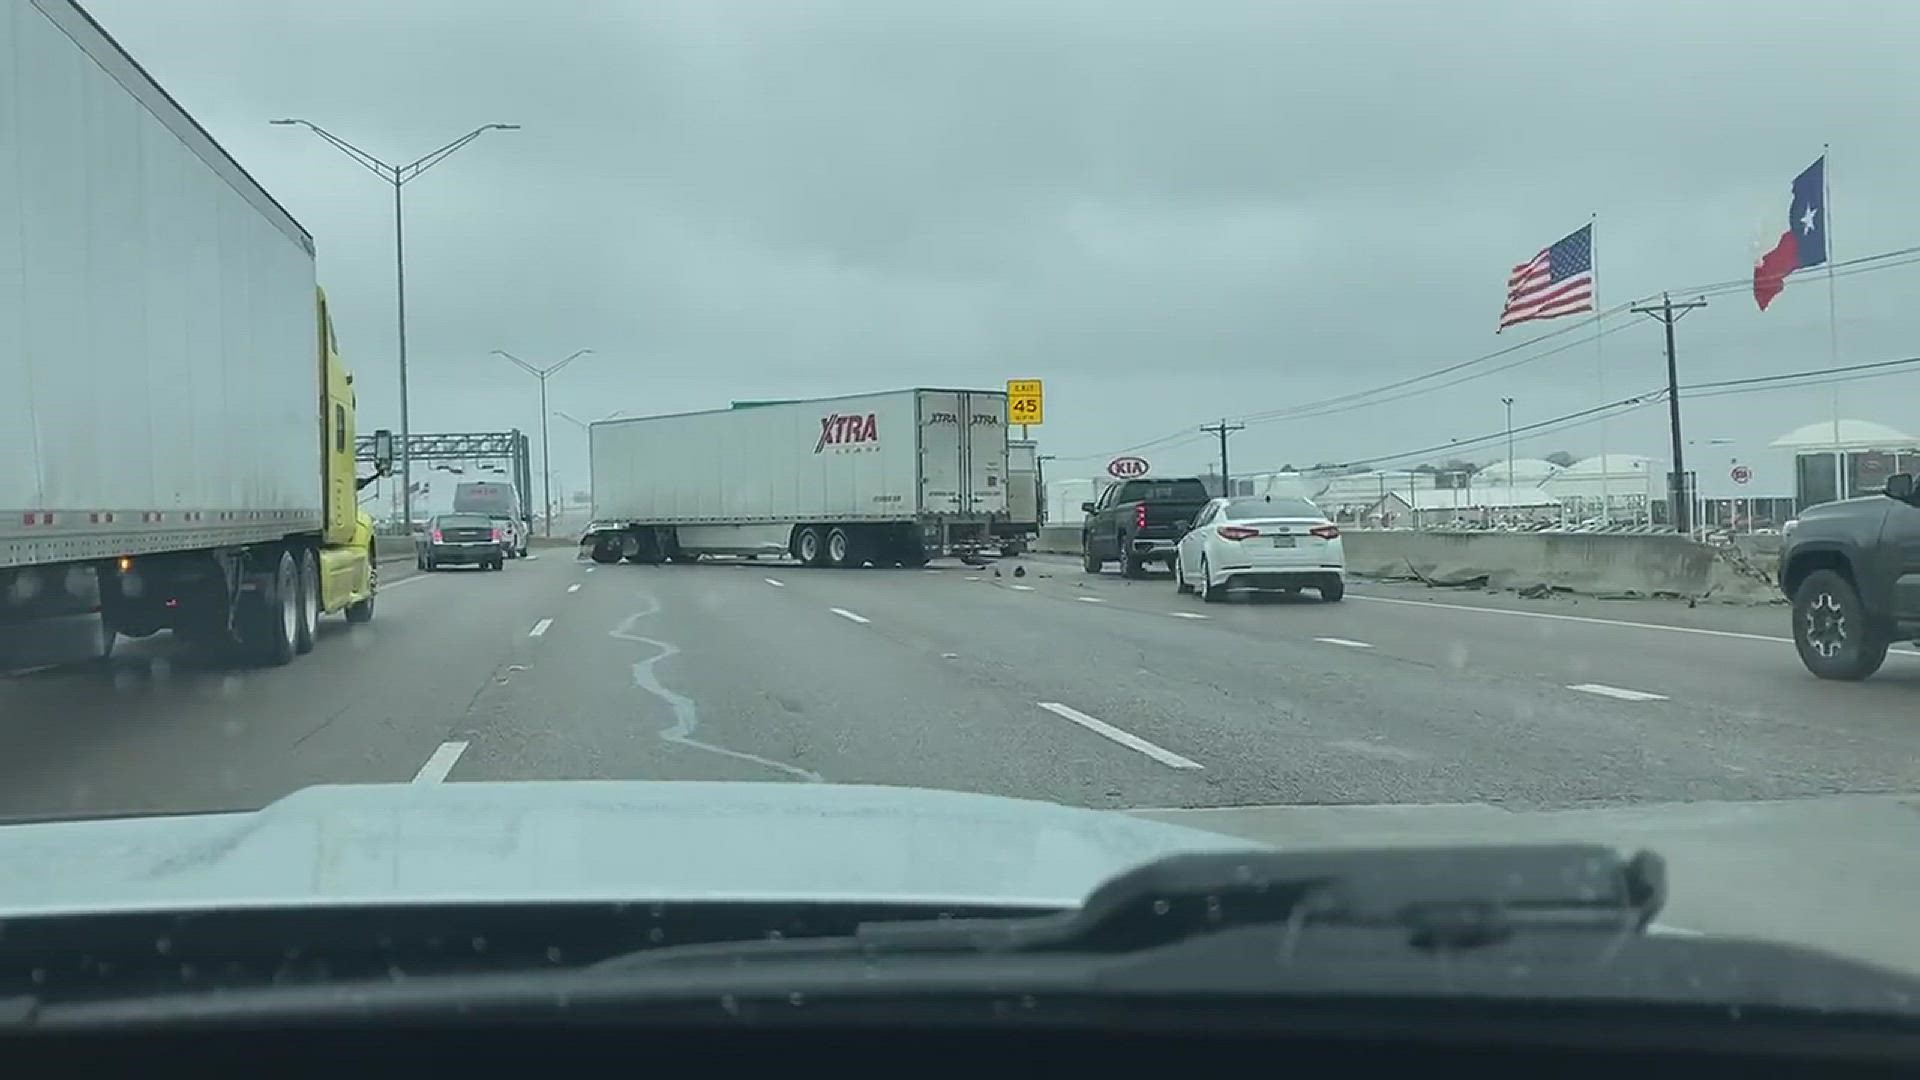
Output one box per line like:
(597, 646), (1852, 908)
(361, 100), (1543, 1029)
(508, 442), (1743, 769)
(1006, 379), (1044, 425)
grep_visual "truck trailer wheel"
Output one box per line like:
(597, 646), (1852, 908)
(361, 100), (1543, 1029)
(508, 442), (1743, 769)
(243, 549), (300, 667)
(826, 527), (858, 569)
(795, 526), (826, 567)
(590, 537), (622, 564)
(1792, 569), (1889, 680)
(294, 548), (319, 655)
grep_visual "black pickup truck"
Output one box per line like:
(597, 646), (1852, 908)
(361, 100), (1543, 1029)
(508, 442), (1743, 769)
(1081, 477), (1212, 578)
(1778, 471), (1920, 680)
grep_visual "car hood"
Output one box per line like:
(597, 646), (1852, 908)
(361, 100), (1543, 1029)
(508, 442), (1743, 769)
(0, 782), (1263, 918)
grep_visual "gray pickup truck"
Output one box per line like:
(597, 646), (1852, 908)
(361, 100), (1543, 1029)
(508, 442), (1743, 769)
(1778, 472), (1920, 680)
(1081, 477), (1212, 579)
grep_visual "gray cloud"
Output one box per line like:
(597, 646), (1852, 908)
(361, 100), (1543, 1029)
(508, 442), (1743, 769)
(82, 0), (1920, 499)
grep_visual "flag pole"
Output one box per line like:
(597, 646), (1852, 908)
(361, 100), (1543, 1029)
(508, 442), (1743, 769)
(1592, 212), (1611, 524)
(1823, 145), (1843, 500)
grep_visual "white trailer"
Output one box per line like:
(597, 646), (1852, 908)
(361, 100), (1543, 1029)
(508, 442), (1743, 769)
(0, 0), (380, 665)
(584, 389), (1009, 567)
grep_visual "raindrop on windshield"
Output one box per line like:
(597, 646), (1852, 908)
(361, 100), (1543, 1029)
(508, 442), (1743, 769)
(1151, 899), (1171, 916)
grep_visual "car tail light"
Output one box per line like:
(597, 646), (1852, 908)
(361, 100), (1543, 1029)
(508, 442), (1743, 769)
(1310, 524), (1341, 540)
(1217, 525), (1260, 541)
(492, 528), (503, 541)
(431, 529), (443, 543)
(1135, 503), (1147, 530)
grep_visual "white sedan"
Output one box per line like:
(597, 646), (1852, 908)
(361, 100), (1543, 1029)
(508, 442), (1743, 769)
(1172, 495), (1346, 603)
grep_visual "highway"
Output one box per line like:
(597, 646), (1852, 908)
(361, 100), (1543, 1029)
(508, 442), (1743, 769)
(6, 548), (1920, 966)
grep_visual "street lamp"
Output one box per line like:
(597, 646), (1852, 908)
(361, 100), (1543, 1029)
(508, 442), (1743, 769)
(270, 118), (520, 528)
(1501, 397), (1515, 494)
(493, 349), (592, 537)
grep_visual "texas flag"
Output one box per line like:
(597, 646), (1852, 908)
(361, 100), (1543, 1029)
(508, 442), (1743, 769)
(1753, 156), (1827, 311)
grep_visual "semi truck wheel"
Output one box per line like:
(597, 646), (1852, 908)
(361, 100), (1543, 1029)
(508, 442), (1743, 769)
(795, 526), (826, 567)
(826, 527), (856, 568)
(294, 548), (319, 655)
(590, 537), (622, 563)
(243, 549), (299, 666)
(345, 548), (375, 624)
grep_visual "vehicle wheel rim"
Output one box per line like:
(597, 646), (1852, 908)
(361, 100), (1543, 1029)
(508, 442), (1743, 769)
(1199, 560), (1209, 598)
(800, 532), (819, 561)
(830, 533), (847, 562)
(1806, 591), (1847, 658)
(279, 561), (298, 644)
(302, 560), (318, 635)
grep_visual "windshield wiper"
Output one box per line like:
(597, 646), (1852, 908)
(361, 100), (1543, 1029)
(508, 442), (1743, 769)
(591, 843), (1665, 971)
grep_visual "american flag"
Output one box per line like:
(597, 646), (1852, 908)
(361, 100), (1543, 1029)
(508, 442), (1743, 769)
(1499, 224), (1594, 331)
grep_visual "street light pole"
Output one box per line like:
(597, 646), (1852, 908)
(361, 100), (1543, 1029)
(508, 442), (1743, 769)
(271, 119), (519, 529)
(1501, 397), (1515, 493)
(493, 349), (592, 537)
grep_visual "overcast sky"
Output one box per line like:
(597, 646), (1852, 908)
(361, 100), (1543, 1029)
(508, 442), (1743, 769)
(83, 0), (1920, 502)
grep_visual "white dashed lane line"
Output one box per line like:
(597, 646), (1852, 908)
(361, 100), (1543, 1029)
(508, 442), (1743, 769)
(1036, 702), (1203, 770)
(1010, 584), (1035, 591)
(1567, 683), (1668, 702)
(1315, 637), (1373, 649)
(412, 741), (468, 784)
(1168, 612), (1209, 620)
(829, 608), (871, 625)
(1075, 596), (1106, 603)
(764, 578), (786, 587)
(529, 618), (554, 637)
(567, 583), (581, 593)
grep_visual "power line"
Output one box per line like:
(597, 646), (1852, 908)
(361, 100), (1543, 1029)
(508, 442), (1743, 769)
(1066, 240), (1920, 464)
(1247, 351), (1920, 476)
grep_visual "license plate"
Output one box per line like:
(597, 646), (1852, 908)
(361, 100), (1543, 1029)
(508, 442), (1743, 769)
(1271, 536), (1295, 547)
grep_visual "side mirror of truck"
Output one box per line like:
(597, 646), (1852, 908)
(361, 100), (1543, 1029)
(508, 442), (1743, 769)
(1884, 473), (1915, 502)
(371, 428), (395, 478)
(1080, 501), (1095, 513)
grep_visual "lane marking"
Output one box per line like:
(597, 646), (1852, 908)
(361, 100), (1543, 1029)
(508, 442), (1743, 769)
(1168, 611), (1209, 620)
(525, 554), (539, 561)
(923, 569), (942, 575)
(1315, 637), (1373, 648)
(585, 567), (596, 573)
(1037, 702), (1203, 770)
(1076, 596), (1106, 603)
(1328, 737), (1422, 762)
(1567, 682), (1668, 702)
(764, 578), (786, 588)
(1010, 584), (1035, 591)
(379, 574), (432, 592)
(1351, 592), (1920, 654)
(412, 740), (468, 784)
(567, 583), (581, 593)
(529, 618), (554, 637)
(829, 608), (871, 624)
(965, 576), (982, 582)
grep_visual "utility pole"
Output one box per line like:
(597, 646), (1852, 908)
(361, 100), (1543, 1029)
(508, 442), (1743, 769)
(1630, 292), (1708, 533)
(493, 349), (593, 538)
(1200, 419), (1245, 496)
(1501, 396), (1515, 492)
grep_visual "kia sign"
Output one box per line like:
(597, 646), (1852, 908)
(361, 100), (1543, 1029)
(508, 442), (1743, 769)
(1107, 456), (1150, 479)
(1731, 464), (1753, 485)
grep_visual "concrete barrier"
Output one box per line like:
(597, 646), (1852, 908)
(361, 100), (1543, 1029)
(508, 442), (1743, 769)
(1342, 529), (1776, 601)
(1036, 525), (1081, 555)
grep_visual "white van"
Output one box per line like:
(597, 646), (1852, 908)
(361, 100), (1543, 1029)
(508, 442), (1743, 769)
(452, 482), (529, 559)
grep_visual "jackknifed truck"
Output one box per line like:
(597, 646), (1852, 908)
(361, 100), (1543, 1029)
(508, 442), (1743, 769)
(0, 0), (388, 665)
(582, 389), (1009, 567)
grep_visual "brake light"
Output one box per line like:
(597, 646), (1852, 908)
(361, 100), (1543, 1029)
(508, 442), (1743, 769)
(431, 529), (443, 542)
(1135, 503), (1147, 529)
(492, 528), (503, 541)
(1310, 524), (1341, 540)
(1217, 525), (1260, 541)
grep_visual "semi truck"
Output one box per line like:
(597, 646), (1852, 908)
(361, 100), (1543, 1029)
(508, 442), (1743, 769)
(582, 389), (1009, 567)
(0, 0), (385, 666)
